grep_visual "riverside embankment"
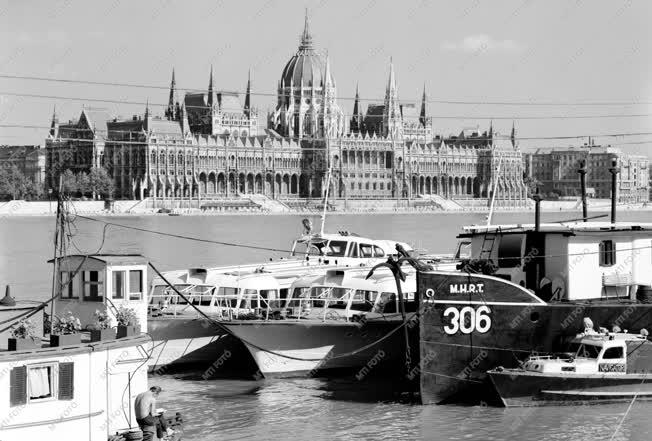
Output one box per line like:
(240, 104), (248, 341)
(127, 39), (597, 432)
(0, 197), (650, 217)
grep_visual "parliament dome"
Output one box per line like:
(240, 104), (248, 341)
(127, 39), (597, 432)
(280, 13), (331, 88)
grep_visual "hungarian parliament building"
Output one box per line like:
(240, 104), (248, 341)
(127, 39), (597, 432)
(45, 14), (527, 206)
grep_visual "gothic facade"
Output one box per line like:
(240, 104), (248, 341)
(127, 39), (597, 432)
(45, 13), (526, 206)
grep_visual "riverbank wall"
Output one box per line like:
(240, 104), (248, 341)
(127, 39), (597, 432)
(0, 197), (649, 216)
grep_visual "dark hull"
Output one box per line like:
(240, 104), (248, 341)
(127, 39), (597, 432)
(147, 316), (254, 375)
(222, 316), (418, 379)
(489, 370), (652, 406)
(418, 271), (652, 404)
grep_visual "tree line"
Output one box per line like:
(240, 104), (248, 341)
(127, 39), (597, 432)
(0, 165), (43, 200)
(0, 166), (114, 201)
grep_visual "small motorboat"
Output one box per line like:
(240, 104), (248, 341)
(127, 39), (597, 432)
(488, 328), (652, 407)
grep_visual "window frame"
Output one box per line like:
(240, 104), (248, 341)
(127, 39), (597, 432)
(112, 270), (125, 299)
(82, 270), (103, 301)
(60, 271), (77, 299)
(602, 346), (625, 360)
(599, 240), (616, 267)
(27, 362), (57, 404)
(128, 269), (143, 301)
(359, 243), (374, 258)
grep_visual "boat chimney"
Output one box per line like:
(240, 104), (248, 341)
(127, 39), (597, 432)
(608, 158), (620, 224)
(531, 187), (543, 232)
(577, 159), (588, 222)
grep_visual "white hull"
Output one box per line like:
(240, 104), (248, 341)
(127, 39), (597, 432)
(245, 344), (334, 376)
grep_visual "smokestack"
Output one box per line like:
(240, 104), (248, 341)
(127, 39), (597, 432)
(532, 187), (543, 232)
(608, 158), (620, 224)
(578, 159), (588, 222)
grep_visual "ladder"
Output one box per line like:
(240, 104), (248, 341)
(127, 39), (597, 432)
(479, 235), (495, 260)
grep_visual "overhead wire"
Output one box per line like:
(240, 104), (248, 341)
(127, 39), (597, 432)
(2, 123), (652, 146)
(2, 91), (652, 120)
(1, 73), (651, 106)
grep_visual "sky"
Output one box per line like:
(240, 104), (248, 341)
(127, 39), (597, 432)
(1, 0), (651, 154)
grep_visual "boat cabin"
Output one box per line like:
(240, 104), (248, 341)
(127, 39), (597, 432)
(522, 332), (650, 375)
(285, 267), (417, 321)
(0, 333), (149, 440)
(291, 232), (412, 265)
(457, 222), (652, 301)
(51, 254), (148, 332)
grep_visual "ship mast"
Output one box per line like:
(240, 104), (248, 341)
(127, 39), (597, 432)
(49, 177), (64, 324)
(319, 162), (333, 236)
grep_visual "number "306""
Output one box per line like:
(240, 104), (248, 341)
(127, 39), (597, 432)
(443, 306), (491, 335)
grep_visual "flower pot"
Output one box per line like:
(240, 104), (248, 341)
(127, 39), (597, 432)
(90, 328), (116, 342)
(50, 333), (81, 347)
(8, 337), (40, 351)
(116, 325), (139, 339)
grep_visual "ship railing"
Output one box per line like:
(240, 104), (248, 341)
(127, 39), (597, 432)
(149, 284), (219, 317)
(283, 287), (374, 322)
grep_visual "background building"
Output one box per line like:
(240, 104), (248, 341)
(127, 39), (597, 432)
(44, 13), (527, 207)
(0, 145), (46, 187)
(523, 143), (649, 203)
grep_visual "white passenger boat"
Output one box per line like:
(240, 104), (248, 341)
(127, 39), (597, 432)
(219, 266), (420, 378)
(146, 229), (420, 373)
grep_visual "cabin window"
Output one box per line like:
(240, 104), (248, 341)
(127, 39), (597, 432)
(455, 241), (472, 259)
(279, 288), (288, 299)
(599, 240), (616, 266)
(82, 271), (103, 301)
(359, 244), (374, 258)
(129, 270), (143, 300)
(373, 246), (385, 257)
(602, 347), (624, 359)
(497, 235), (523, 268)
(574, 343), (601, 359)
(326, 240), (347, 257)
(60, 271), (76, 298)
(10, 362), (74, 406)
(112, 271), (125, 299)
(27, 363), (55, 402)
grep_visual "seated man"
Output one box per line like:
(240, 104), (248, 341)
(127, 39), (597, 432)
(135, 386), (162, 441)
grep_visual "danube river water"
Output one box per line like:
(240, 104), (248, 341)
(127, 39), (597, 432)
(1, 210), (652, 440)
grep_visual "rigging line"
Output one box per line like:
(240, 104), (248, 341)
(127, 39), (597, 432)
(1, 73), (651, 106)
(4, 92), (652, 120)
(74, 213), (295, 254)
(149, 261), (416, 361)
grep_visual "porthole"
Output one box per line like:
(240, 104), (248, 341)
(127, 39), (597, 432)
(530, 311), (540, 323)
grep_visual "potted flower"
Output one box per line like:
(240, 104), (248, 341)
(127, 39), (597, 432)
(50, 312), (82, 347)
(90, 309), (115, 342)
(8, 318), (40, 350)
(115, 305), (140, 338)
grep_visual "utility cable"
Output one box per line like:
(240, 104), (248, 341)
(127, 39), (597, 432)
(3, 92), (652, 120)
(1, 73), (651, 106)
